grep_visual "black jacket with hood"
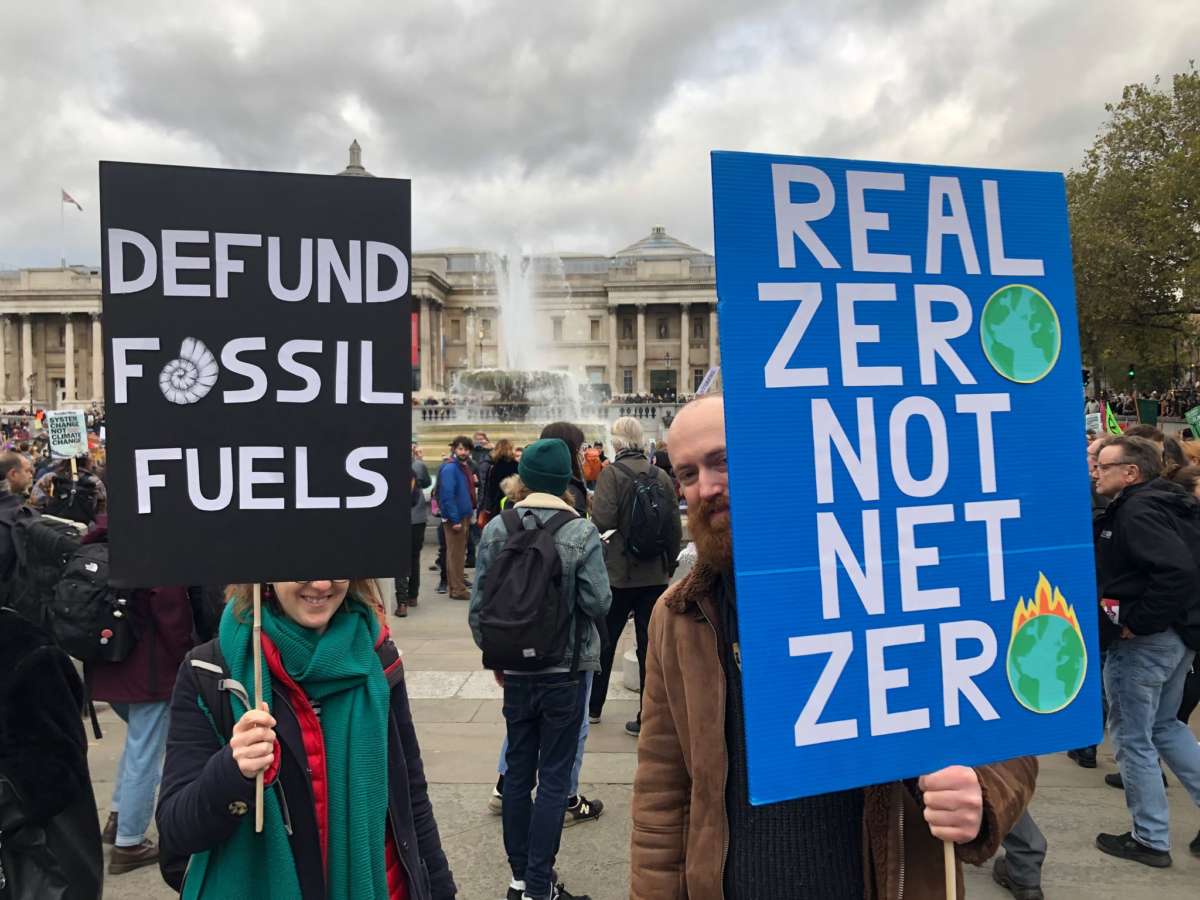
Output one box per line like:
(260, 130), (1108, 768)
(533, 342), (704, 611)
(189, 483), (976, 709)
(1095, 477), (1200, 649)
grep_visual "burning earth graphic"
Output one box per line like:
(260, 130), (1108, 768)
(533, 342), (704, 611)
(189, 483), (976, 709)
(1006, 574), (1087, 714)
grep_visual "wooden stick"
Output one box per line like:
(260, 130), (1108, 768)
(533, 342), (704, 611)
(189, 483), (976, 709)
(943, 840), (956, 899)
(253, 582), (264, 833)
(70, 456), (78, 483)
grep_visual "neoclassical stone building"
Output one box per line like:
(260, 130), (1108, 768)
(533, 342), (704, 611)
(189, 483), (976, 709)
(0, 142), (719, 408)
(0, 266), (103, 409)
(411, 226), (719, 398)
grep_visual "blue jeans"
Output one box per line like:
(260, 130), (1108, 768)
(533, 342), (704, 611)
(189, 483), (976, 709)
(110, 701), (171, 846)
(1104, 630), (1200, 850)
(501, 673), (588, 899)
(498, 671), (593, 797)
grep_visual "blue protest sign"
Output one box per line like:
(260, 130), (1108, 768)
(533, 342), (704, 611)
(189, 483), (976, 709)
(711, 151), (1101, 805)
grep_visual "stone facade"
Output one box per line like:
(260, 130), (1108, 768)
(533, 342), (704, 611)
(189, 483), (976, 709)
(413, 226), (719, 398)
(0, 266), (104, 409)
(0, 228), (718, 409)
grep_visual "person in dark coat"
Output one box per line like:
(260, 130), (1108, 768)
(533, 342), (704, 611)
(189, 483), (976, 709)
(539, 422), (588, 516)
(82, 517), (195, 876)
(0, 607), (103, 899)
(1092, 435), (1200, 865)
(157, 580), (456, 899)
(480, 440), (519, 520)
(0, 450), (33, 594)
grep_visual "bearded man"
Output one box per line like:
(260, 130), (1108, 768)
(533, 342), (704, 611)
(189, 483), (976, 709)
(629, 394), (1038, 900)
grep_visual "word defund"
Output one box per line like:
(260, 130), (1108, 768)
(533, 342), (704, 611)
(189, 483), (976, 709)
(106, 228), (410, 302)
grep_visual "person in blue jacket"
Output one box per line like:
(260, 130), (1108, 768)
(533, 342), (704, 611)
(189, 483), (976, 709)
(437, 436), (476, 601)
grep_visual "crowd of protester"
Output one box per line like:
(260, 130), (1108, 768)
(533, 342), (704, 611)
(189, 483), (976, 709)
(5, 399), (1200, 899)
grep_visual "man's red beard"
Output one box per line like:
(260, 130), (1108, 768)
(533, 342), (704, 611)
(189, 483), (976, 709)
(689, 495), (733, 570)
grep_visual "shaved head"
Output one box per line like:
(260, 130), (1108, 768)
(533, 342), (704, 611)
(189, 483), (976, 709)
(669, 394), (731, 570)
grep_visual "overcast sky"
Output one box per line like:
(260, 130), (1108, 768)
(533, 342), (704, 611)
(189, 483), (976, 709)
(2, 0), (1196, 268)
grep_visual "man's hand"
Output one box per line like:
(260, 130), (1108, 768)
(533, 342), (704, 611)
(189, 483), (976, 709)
(1120, 626), (1135, 640)
(451, 522), (463, 532)
(918, 766), (982, 844)
(493, 670), (504, 687)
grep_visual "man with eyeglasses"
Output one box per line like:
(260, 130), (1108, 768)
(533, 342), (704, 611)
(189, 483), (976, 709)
(1092, 435), (1200, 867)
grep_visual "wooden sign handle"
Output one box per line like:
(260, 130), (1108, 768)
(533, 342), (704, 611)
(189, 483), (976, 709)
(943, 840), (956, 899)
(253, 582), (265, 833)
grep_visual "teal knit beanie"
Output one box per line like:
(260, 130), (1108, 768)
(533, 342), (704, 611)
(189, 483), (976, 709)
(518, 438), (573, 496)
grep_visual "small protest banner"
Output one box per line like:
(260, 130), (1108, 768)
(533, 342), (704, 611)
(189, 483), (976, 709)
(696, 366), (721, 395)
(711, 151), (1100, 804)
(46, 410), (88, 459)
(1105, 403), (1123, 434)
(1084, 412), (1101, 434)
(1136, 398), (1159, 426)
(1186, 405), (1200, 437)
(100, 162), (411, 588)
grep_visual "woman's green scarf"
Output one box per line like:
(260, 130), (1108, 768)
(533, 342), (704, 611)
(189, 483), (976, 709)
(183, 595), (392, 899)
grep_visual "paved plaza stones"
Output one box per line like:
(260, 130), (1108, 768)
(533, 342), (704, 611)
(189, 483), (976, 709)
(89, 543), (1200, 899)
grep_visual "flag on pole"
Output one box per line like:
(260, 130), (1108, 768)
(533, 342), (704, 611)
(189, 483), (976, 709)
(1105, 402), (1123, 435)
(61, 189), (83, 212)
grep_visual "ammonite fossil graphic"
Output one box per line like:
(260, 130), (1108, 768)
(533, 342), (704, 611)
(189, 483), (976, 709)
(159, 337), (219, 404)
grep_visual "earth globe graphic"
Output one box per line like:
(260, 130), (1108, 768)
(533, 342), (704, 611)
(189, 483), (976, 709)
(1006, 614), (1086, 714)
(980, 285), (1061, 383)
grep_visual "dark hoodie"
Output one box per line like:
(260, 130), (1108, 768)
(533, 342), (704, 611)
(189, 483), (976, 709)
(1095, 477), (1200, 649)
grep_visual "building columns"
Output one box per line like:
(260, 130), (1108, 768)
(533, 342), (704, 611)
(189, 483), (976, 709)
(20, 315), (33, 405)
(494, 307), (506, 370)
(708, 304), (719, 368)
(63, 314), (76, 402)
(418, 296), (432, 394)
(608, 306), (618, 390)
(680, 303), (691, 392)
(465, 306), (478, 369)
(91, 313), (103, 403)
(0, 316), (7, 402)
(636, 304), (647, 394)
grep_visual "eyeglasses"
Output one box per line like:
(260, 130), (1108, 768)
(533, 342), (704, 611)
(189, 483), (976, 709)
(1095, 461), (1135, 471)
(293, 579), (350, 586)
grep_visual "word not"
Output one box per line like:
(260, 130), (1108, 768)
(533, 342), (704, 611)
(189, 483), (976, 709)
(106, 228), (410, 302)
(134, 445), (389, 514)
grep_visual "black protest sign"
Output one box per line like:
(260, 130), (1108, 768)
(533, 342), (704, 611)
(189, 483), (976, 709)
(100, 162), (411, 587)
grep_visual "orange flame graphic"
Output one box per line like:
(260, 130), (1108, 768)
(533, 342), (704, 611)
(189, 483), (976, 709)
(1011, 573), (1082, 639)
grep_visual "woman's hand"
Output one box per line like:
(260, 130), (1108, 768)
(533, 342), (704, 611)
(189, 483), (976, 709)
(918, 765), (983, 843)
(230, 702), (277, 779)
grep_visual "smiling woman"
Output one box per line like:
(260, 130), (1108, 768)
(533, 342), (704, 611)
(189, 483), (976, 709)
(156, 577), (458, 899)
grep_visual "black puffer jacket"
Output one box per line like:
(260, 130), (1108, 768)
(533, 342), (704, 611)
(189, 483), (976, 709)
(0, 608), (102, 900)
(1095, 477), (1200, 649)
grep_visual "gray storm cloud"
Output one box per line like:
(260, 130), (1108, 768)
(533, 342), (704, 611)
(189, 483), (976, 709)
(1, 0), (1196, 267)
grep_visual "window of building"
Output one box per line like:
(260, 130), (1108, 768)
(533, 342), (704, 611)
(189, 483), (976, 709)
(622, 369), (634, 393)
(450, 318), (463, 341)
(590, 318), (601, 341)
(622, 318), (634, 340)
(57, 325), (66, 347)
(693, 368), (705, 392)
(481, 318), (492, 339)
(693, 317), (705, 339)
(586, 366), (604, 384)
(553, 318), (564, 342)
(657, 317), (669, 339)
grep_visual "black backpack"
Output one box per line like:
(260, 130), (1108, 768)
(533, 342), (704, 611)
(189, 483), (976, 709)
(614, 461), (675, 561)
(50, 542), (138, 664)
(159, 635), (406, 893)
(476, 509), (585, 672)
(8, 509), (84, 634)
(42, 472), (100, 524)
